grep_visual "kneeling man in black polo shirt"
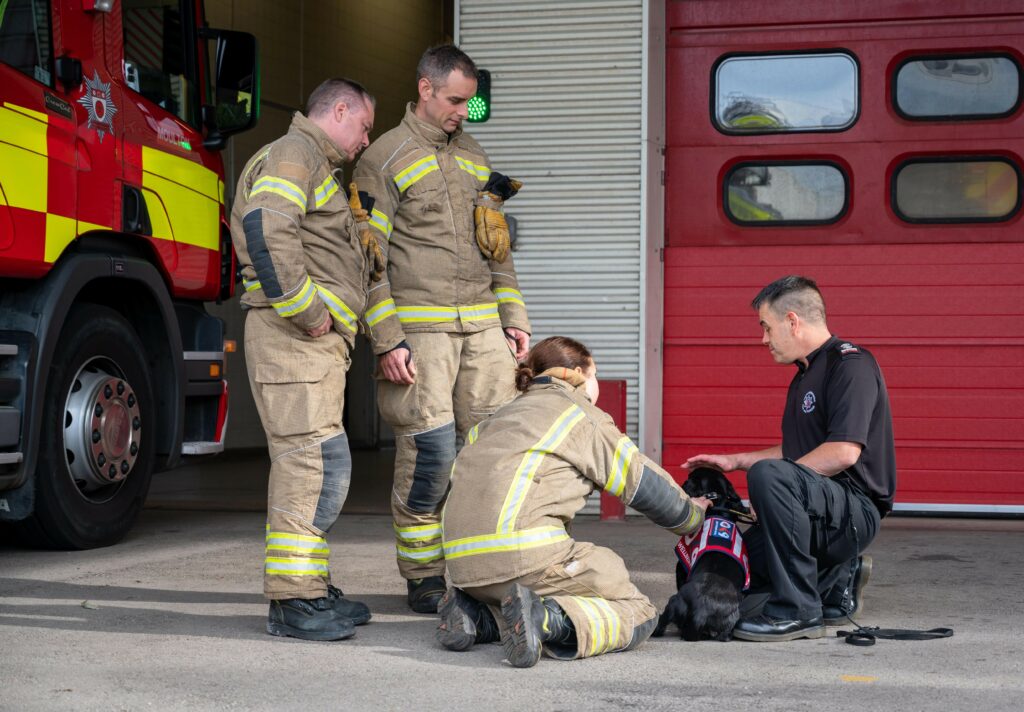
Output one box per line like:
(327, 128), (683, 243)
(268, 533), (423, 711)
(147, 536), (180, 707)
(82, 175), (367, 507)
(686, 275), (896, 642)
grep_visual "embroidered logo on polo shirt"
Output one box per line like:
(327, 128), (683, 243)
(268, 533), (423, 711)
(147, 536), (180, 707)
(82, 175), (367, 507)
(802, 391), (816, 413)
(839, 342), (859, 354)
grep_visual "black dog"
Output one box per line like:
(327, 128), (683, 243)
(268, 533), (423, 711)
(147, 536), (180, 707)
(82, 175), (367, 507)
(652, 467), (751, 642)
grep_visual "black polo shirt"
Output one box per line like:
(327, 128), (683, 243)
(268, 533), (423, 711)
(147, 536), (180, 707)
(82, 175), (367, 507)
(782, 336), (897, 515)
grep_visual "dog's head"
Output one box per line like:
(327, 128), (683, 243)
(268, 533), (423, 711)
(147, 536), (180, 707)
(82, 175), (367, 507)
(682, 467), (748, 516)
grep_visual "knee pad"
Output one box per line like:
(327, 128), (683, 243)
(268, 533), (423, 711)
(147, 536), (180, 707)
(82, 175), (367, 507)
(406, 421), (457, 513)
(312, 431), (352, 531)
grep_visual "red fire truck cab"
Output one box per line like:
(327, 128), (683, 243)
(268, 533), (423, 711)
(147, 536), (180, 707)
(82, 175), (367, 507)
(0, 0), (258, 547)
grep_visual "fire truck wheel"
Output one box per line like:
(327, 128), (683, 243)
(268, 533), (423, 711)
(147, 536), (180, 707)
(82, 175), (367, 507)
(18, 304), (156, 549)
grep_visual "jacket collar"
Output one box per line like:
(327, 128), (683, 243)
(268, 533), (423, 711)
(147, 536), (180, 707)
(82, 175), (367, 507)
(289, 112), (345, 169)
(529, 373), (592, 403)
(402, 102), (461, 151)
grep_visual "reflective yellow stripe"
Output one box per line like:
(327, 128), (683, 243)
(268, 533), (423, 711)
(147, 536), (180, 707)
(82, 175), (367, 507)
(264, 557), (329, 576)
(243, 278), (261, 292)
(316, 283), (358, 333)
(604, 436), (638, 499)
(394, 155), (439, 192)
(396, 543), (444, 562)
(365, 299), (398, 326)
(497, 406), (587, 533)
(494, 288), (525, 307)
(466, 424), (480, 446)
(369, 208), (393, 240)
(454, 155), (491, 182)
(272, 275), (317, 317)
(396, 305), (458, 323)
(265, 530), (327, 543)
(251, 175), (308, 211)
(458, 302), (499, 322)
(591, 597), (621, 653)
(313, 174), (339, 209)
(442, 526), (569, 560)
(394, 522), (443, 543)
(574, 597), (602, 656)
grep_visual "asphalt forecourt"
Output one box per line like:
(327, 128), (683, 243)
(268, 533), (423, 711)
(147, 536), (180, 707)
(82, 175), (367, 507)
(1, 510), (1021, 711)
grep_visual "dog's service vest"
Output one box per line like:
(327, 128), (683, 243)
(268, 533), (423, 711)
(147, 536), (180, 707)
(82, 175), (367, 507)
(674, 516), (750, 590)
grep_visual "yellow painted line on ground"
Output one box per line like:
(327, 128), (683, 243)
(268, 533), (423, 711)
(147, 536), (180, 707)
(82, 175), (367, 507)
(840, 675), (878, 683)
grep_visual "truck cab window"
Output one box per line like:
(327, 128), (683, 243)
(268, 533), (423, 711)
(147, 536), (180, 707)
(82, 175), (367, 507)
(0, 0), (53, 85)
(122, 0), (197, 126)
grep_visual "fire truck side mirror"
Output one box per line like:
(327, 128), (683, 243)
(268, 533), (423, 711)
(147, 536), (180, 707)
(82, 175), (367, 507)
(202, 29), (260, 150)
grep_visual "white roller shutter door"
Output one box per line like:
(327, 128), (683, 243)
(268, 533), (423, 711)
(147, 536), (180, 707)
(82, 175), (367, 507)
(456, 0), (651, 445)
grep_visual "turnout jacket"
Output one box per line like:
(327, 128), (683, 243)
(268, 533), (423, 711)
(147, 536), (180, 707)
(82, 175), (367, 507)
(353, 104), (530, 354)
(230, 112), (369, 345)
(442, 375), (704, 588)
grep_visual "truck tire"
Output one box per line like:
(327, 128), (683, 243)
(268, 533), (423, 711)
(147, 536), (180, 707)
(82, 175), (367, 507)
(18, 304), (156, 549)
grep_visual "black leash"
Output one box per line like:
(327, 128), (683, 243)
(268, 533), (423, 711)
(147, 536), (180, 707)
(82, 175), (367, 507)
(836, 615), (954, 646)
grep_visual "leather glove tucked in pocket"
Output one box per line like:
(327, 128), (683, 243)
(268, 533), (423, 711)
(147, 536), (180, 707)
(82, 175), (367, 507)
(473, 172), (522, 263)
(349, 182), (386, 282)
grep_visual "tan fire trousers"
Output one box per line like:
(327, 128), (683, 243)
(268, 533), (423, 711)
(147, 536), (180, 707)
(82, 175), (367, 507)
(465, 540), (659, 660)
(378, 327), (517, 579)
(245, 307), (353, 600)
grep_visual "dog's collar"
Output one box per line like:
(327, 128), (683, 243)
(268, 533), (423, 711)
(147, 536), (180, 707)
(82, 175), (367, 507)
(675, 516), (750, 590)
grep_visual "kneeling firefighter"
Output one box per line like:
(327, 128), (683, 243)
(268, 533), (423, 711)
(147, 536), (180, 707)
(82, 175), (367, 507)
(437, 337), (711, 666)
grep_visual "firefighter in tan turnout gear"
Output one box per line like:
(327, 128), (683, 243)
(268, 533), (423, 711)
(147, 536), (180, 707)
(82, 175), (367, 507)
(437, 337), (712, 666)
(353, 45), (530, 613)
(230, 79), (380, 641)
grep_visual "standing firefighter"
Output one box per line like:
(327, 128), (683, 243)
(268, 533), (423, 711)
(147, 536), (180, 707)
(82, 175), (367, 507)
(353, 45), (530, 613)
(437, 337), (711, 667)
(231, 79), (381, 641)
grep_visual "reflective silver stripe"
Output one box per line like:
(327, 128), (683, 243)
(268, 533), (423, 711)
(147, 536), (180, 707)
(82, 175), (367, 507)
(605, 436), (638, 499)
(316, 283), (358, 332)
(393, 523), (443, 542)
(454, 155), (491, 181)
(458, 302), (499, 322)
(271, 276), (318, 317)
(251, 176), (308, 211)
(494, 288), (525, 307)
(395, 543), (443, 562)
(396, 306), (458, 323)
(442, 526), (569, 560)
(313, 175), (339, 208)
(264, 557), (329, 575)
(394, 155), (440, 192)
(365, 299), (398, 326)
(369, 208), (393, 240)
(497, 406), (586, 533)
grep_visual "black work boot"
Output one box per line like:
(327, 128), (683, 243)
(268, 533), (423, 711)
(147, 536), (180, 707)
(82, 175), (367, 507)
(267, 597), (356, 641)
(407, 576), (447, 614)
(500, 584), (576, 668)
(327, 584), (372, 625)
(436, 587), (500, 651)
(823, 555), (873, 624)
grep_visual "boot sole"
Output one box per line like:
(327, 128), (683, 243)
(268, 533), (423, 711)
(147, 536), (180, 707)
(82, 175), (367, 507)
(436, 590), (477, 652)
(500, 584), (542, 668)
(732, 624), (826, 642)
(266, 619), (355, 641)
(824, 555), (873, 625)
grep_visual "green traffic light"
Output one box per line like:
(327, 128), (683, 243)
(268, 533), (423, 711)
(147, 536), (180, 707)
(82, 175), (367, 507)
(467, 69), (491, 123)
(467, 96), (488, 122)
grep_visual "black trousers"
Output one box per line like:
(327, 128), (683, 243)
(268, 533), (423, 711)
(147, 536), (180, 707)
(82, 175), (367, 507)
(743, 459), (880, 621)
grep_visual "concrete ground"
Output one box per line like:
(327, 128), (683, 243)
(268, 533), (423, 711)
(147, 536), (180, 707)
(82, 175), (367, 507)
(1, 452), (1022, 711)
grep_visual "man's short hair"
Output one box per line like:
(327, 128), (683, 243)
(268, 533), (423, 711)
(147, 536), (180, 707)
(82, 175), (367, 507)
(751, 275), (827, 324)
(306, 78), (375, 118)
(416, 44), (477, 88)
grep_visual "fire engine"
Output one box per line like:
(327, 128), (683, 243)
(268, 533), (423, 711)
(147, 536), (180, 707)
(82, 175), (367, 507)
(0, 0), (258, 547)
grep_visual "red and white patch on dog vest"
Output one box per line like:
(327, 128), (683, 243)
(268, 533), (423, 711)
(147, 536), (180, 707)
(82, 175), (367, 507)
(675, 516), (750, 590)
